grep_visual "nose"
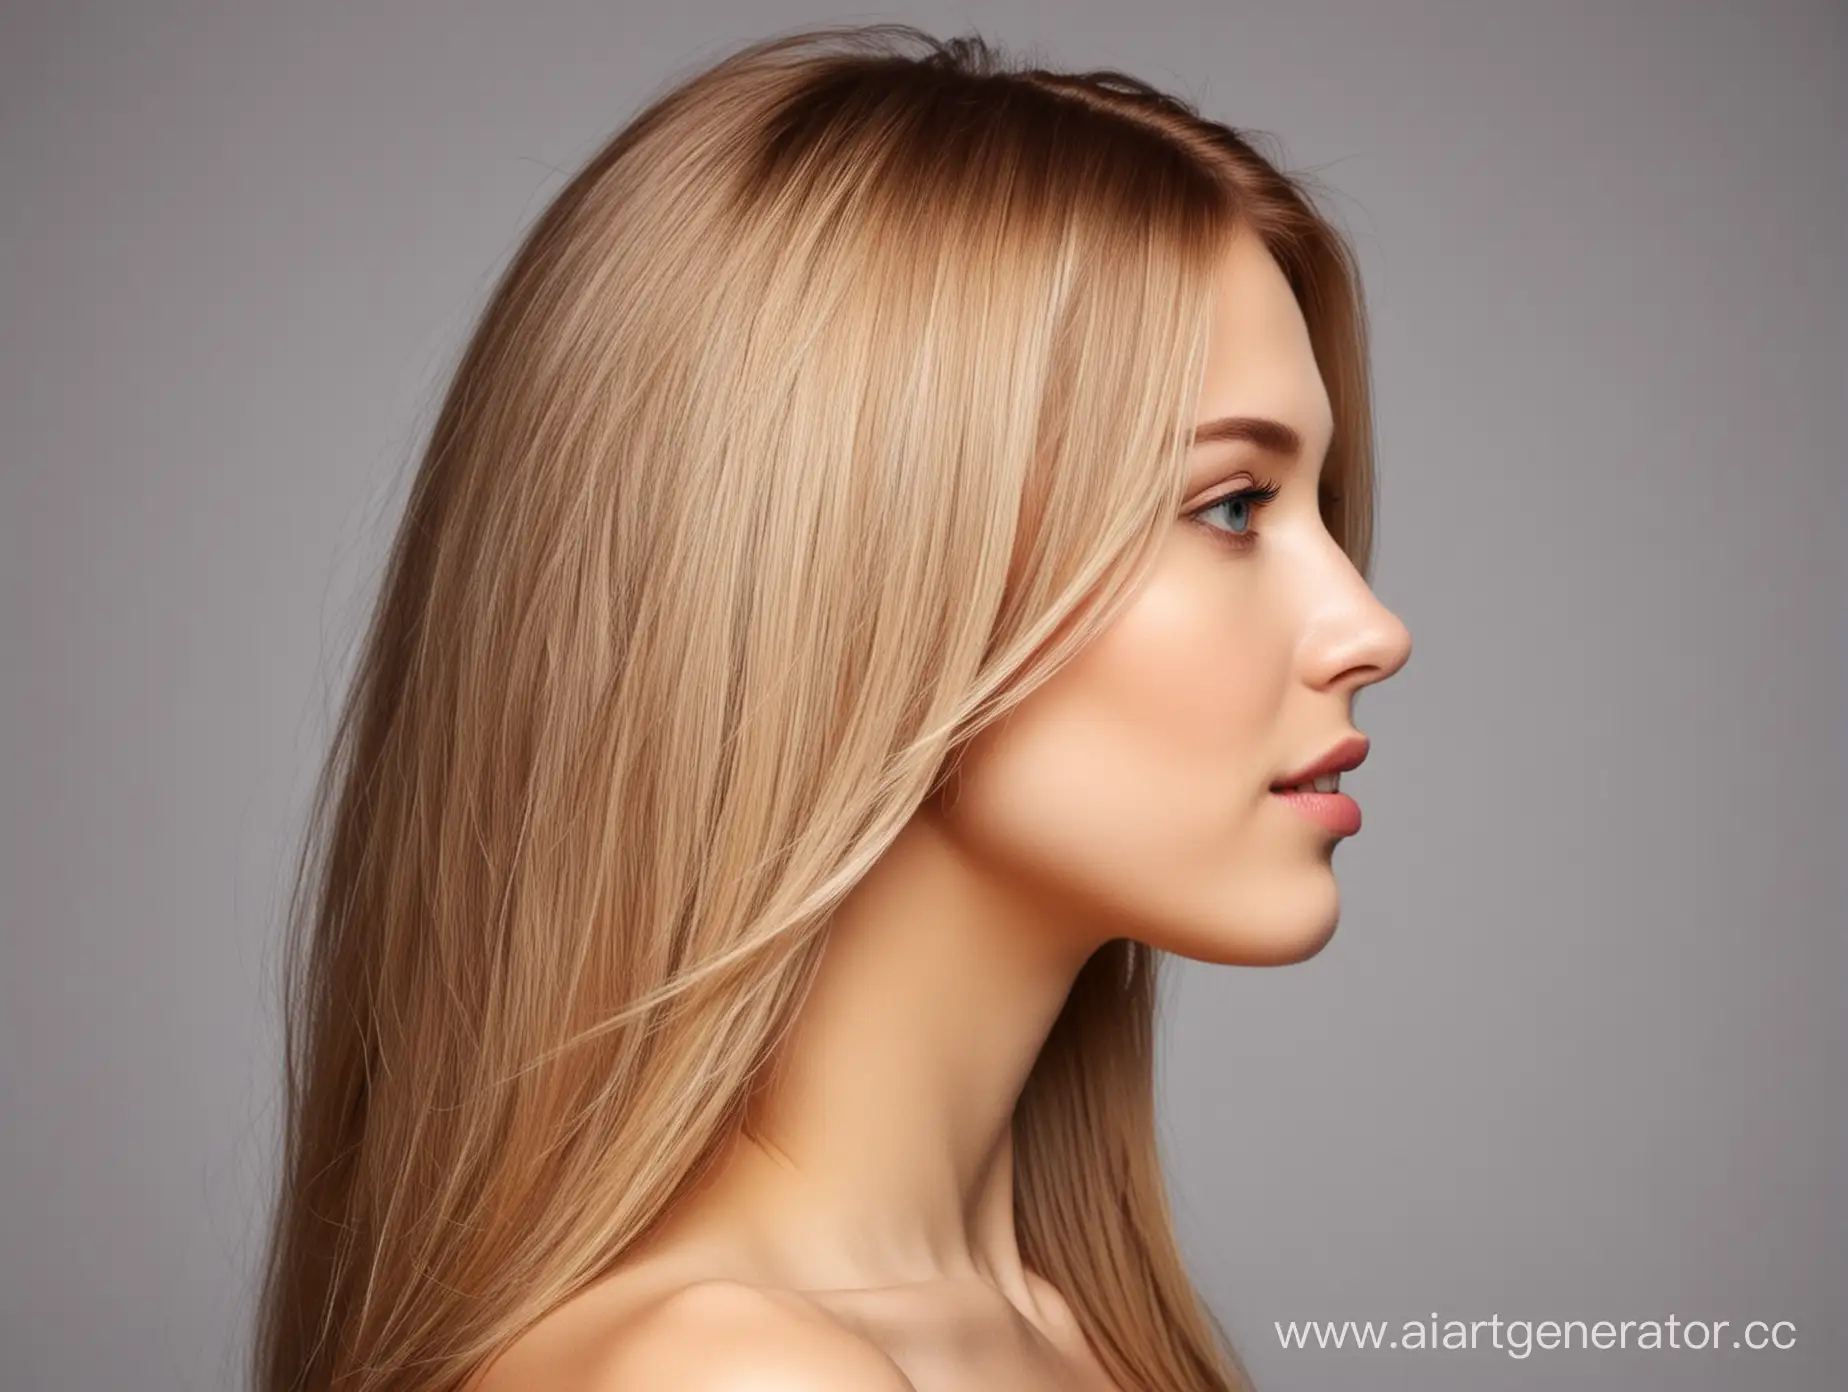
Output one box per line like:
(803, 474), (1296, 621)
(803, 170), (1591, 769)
(1301, 556), (1413, 695)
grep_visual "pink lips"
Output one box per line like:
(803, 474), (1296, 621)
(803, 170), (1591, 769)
(1271, 787), (1362, 836)
(1271, 733), (1369, 789)
(1269, 734), (1369, 836)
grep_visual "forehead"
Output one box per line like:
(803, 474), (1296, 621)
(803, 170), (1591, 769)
(1197, 230), (1334, 448)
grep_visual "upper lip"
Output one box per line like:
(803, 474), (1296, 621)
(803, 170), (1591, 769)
(1271, 734), (1370, 789)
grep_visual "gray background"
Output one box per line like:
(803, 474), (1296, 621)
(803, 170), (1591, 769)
(3, 2), (1842, 1389)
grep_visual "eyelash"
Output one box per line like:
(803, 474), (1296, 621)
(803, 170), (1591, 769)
(1185, 477), (1284, 553)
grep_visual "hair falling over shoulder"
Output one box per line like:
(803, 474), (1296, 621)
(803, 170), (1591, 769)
(250, 21), (1377, 1392)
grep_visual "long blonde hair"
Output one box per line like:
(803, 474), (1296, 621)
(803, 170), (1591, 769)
(251, 22), (1377, 1392)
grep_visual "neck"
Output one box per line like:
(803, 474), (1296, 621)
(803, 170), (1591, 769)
(658, 804), (1103, 1306)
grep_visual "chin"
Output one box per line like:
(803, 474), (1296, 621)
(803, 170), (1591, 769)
(1149, 880), (1343, 966)
(1174, 924), (1337, 967)
(1244, 916), (1340, 966)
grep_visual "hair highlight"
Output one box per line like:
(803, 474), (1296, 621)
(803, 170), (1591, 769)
(252, 22), (1377, 1392)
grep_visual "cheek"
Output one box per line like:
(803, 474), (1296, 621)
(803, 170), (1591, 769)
(1094, 560), (1280, 755)
(941, 560), (1287, 921)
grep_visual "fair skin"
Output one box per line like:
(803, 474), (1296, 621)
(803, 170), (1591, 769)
(470, 225), (1412, 1391)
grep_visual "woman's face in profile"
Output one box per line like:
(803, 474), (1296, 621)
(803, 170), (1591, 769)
(935, 227), (1413, 966)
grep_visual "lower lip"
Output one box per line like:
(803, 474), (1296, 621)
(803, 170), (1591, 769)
(1270, 788), (1362, 836)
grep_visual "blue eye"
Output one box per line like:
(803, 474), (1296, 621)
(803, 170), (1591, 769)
(1188, 479), (1282, 551)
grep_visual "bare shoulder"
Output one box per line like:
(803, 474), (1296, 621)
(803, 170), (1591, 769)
(575, 1279), (916, 1392)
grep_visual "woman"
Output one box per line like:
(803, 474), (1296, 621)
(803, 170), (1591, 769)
(252, 22), (1411, 1392)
